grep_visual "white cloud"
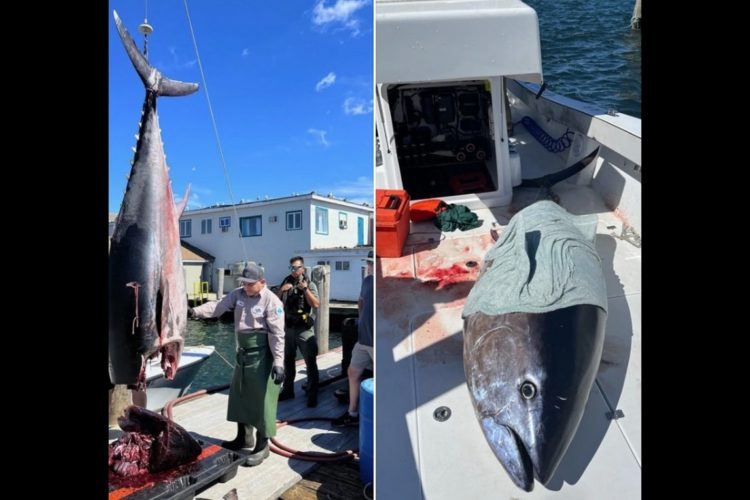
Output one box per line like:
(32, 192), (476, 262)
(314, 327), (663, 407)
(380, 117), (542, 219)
(307, 128), (330, 147)
(312, 0), (370, 36)
(241, 48), (250, 57)
(343, 97), (373, 115)
(168, 46), (197, 69)
(175, 191), (204, 210)
(315, 176), (373, 205)
(316, 72), (337, 91)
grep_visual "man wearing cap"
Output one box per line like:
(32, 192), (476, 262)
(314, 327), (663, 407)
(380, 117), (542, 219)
(333, 250), (374, 427)
(188, 262), (285, 466)
(276, 256), (321, 407)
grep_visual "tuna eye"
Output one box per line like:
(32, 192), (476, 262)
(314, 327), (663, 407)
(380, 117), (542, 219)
(520, 381), (537, 400)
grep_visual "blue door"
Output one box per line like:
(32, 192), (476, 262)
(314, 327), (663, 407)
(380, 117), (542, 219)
(357, 217), (364, 245)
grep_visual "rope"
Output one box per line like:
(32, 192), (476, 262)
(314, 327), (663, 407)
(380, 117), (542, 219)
(182, 0), (249, 262)
(184, 343), (236, 369)
(520, 116), (574, 153)
(141, 0), (150, 58)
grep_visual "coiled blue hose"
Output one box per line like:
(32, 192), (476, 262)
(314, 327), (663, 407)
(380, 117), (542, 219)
(520, 116), (574, 153)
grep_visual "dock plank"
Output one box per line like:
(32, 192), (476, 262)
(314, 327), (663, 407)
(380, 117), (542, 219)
(279, 461), (368, 500)
(166, 349), (360, 500)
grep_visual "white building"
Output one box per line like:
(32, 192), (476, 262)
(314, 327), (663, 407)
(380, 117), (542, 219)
(109, 213), (215, 301)
(178, 193), (373, 301)
(303, 247), (372, 301)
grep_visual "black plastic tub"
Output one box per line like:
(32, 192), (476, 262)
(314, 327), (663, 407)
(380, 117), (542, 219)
(109, 438), (245, 500)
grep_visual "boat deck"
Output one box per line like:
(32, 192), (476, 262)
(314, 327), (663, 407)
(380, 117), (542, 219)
(375, 179), (641, 498)
(111, 348), (362, 500)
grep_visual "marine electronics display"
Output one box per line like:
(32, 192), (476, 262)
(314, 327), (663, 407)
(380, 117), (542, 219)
(387, 83), (497, 199)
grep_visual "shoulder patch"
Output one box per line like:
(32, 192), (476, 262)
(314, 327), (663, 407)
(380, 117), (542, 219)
(276, 306), (284, 317)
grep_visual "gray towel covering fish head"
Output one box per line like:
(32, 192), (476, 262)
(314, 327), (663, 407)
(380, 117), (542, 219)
(463, 201), (607, 317)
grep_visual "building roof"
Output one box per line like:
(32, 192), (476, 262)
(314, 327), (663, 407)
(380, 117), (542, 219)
(305, 246), (372, 255)
(182, 192), (373, 215)
(181, 240), (215, 262)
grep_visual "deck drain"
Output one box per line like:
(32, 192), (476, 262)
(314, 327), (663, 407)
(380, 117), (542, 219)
(466, 260), (477, 268)
(433, 406), (452, 422)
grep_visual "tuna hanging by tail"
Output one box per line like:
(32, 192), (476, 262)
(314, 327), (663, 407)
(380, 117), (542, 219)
(109, 10), (199, 388)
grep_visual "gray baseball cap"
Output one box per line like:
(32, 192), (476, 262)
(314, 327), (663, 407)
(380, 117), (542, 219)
(237, 262), (264, 283)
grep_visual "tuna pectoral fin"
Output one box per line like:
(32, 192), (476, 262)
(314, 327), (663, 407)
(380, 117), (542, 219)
(481, 418), (534, 492)
(113, 10), (199, 97)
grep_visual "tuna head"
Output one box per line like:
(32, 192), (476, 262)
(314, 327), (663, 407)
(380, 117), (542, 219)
(114, 405), (202, 474)
(463, 305), (605, 491)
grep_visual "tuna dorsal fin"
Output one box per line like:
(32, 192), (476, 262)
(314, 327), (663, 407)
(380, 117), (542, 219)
(113, 10), (199, 97)
(177, 184), (191, 219)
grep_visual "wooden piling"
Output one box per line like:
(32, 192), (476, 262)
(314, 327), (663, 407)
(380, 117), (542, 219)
(109, 384), (132, 426)
(311, 264), (330, 354)
(217, 267), (225, 300)
(631, 0), (641, 30)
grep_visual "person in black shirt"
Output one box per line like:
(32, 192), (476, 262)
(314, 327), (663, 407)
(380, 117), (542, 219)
(276, 256), (321, 407)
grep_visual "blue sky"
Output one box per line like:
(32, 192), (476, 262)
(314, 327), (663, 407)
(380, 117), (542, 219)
(109, 1), (373, 214)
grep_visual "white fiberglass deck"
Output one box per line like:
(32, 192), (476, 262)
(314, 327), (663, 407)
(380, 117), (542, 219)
(375, 186), (641, 498)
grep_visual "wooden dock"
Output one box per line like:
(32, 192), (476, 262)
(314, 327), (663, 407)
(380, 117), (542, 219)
(279, 460), (371, 500)
(167, 348), (362, 500)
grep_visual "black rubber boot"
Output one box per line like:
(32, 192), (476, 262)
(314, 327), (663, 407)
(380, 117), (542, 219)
(245, 437), (270, 466)
(278, 386), (294, 401)
(221, 423), (255, 451)
(306, 387), (318, 408)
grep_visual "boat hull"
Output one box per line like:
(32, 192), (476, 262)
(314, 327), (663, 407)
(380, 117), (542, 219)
(145, 347), (214, 411)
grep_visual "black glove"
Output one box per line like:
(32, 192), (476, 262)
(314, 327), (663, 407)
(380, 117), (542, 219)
(271, 366), (285, 385)
(187, 307), (196, 319)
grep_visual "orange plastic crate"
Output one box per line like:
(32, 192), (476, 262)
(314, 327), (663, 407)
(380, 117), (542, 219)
(376, 189), (410, 257)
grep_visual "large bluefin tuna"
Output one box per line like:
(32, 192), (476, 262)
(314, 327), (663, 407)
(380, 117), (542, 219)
(109, 11), (199, 387)
(462, 201), (608, 491)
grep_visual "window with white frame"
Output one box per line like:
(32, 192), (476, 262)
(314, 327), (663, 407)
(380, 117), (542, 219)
(219, 216), (231, 232)
(338, 212), (348, 229)
(180, 219), (192, 237)
(201, 218), (212, 234)
(239, 216), (262, 237)
(286, 210), (302, 231)
(335, 261), (350, 271)
(315, 207), (328, 234)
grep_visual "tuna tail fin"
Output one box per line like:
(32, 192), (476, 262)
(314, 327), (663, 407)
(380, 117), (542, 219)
(176, 184), (191, 219)
(113, 10), (199, 98)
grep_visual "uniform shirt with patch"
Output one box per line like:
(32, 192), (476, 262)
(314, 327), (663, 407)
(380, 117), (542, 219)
(192, 286), (285, 367)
